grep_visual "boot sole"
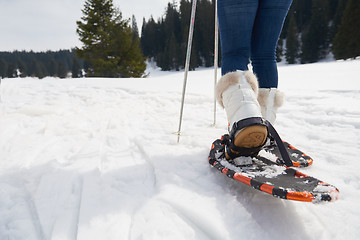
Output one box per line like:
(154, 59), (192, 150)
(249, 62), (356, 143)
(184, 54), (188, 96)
(226, 125), (268, 159)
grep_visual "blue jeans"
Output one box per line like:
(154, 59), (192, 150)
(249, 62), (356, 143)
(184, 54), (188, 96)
(218, 0), (292, 88)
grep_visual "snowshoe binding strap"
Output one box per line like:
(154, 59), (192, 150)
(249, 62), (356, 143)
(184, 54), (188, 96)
(229, 117), (266, 137)
(225, 117), (293, 167)
(265, 120), (293, 167)
(226, 117), (268, 158)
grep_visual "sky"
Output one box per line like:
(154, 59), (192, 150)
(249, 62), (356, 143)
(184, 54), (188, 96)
(0, 0), (174, 52)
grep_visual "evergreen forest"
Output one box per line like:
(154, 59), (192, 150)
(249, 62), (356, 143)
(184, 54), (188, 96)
(0, 50), (83, 79)
(1, 0), (359, 78)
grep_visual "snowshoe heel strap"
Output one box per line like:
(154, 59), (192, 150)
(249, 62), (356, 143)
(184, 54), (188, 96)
(229, 117), (267, 137)
(265, 120), (293, 167)
(226, 117), (268, 158)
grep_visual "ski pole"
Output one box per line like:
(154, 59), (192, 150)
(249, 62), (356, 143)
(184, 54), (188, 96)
(177, 0), (197, 143)
(213, 0), (219, 126)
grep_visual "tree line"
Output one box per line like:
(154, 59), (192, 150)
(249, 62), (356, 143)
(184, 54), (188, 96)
(0, 50), (84, 79)
(1, 0), (359, 79)
(281, 0), (359, 64)
(141, 0), (360, 69)
(141, 0), (216, 71)
(0, 0), (146, 79)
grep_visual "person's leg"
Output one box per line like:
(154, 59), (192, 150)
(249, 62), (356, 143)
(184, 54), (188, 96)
(218, 0), (258, 75)
(251, 0), (292, 88)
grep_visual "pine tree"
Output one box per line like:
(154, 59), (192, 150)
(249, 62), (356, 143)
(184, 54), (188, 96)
(30, 59), (45, 78)
(141, 17), (161, 58)
(48, 58), (58, 77)
(17, 59), (27, 77)
(165, 33), (180, 70)
(292, 0), (312, 32)
(0, 59), (8, 78)
(301, 0), (330, 63)
(76, 0), (146, 77)
(131, 15), (139, 40)
(72, 58), (81, 78)
(57, 62), (67, 78)
(6, 63), (15, 78)
(156, 2), (182, 71)
(332, 0), (360, 59)
(109, 14), (147, 77)
(197, 0), (214, 67)
(285, 13), (300, 64)
(330, 0), (348, 40)
(276, 40), (284, 62)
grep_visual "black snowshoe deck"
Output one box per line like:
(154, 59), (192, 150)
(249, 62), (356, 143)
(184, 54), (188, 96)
(209, 138), (339, 203)
(263, 141), (314, 168)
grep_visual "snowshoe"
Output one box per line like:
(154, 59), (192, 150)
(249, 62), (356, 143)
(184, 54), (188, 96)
(208, 136), (339, 203)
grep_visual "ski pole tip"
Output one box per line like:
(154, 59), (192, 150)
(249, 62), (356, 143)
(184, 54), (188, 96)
(172, 131), (182, 143)
(176, 131), (181, 143)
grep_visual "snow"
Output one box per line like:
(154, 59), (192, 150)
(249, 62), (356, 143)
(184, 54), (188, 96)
(0, 59), (360, 239)
(233, 156), (253, 166)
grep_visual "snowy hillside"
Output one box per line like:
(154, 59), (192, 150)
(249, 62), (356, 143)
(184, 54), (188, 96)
(0, 59), (360, 240)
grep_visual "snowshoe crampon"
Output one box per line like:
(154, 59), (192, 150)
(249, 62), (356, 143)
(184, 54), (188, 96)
(209, 137), (339, 203)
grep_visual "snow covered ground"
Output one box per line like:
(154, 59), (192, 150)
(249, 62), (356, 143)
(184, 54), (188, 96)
(0, 59), (359, 240)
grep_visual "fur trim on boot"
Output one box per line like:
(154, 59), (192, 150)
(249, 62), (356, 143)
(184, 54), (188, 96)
(258, 88), (285, 124)
(216, 71), (259, 108)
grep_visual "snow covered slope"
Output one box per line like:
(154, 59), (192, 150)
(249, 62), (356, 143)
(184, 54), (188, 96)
(0, 59), (359, 240)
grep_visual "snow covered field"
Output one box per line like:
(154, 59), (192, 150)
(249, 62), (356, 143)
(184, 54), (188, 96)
(0, 59), (359, 240)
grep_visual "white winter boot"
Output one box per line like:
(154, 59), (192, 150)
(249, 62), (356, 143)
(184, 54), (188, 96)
(257, 88), (285, 125)
(216, 71), (268, 159)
